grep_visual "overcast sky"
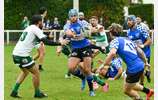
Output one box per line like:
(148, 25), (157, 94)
(143, 0), (154, 4)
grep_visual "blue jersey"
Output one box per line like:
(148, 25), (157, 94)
(109, 37), (144, 74)
(64, 20), (90, 49)
(127, 25), (151, 57)
(108, 57), (122, 78)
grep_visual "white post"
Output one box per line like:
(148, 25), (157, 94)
(73, 0), (79, 11)
(54, 30), (57, 42)
(6, 31), (9, 45)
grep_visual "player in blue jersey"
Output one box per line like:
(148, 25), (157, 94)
(92, 56), (122, 92)
(127, 15), (152, 83)
(63, 9), (95, 96)
(103, 23), (153, 100)
(94, 56), (123, 80)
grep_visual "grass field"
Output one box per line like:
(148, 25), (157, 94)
(4, 45), (154, 100)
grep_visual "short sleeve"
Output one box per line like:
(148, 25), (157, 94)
(34, 27), (46, 39)
(137, 25), (149, 39)
(109, 38), (119, 51)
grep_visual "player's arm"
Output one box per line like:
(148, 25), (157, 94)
(136, 46), (148, 64)
(104, 48), (117, 66)
(34, 27), (61, 46)
(143, 37), (152, 47)
(139, 27), (152, 48)
(40, 37), (61, 46)
(104, 39), (119, 66)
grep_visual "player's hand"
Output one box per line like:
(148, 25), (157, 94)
(139, 44), (145, 48)
(60, 39), (70, 45)
(144, 63), (150, 68)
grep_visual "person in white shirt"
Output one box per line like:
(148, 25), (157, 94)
(10, 15), (60, 98)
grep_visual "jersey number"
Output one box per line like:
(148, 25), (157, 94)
(124, 40), (137, 55)
(20, 32), (28, 41)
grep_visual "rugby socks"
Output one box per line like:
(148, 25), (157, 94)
(35, 88), (41, 96)
(93, 75), (105, 86)
(86, 74), (93, 91)
(142, 87), (150, 94)
(39, 65), (44, 70)
(39, 65), (42, 69)
(72, 69), (85, 79)
(12, 83), (20, 93)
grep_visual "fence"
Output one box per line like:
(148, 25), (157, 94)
(4, 30), (154, 45)
(4, 30), (64, 45)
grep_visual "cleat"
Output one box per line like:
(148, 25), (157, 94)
(39, 67), (44, 71)
(93, 81), (99, 90)
(102, 83), (109, 92)
(146, 89), (154, 100)
(89, 91), (95, 96)
(81, 78), (86, 91)
(34, 92), (48, 98)
(10, 91), (21, 98)
(65, 74), (71, 79)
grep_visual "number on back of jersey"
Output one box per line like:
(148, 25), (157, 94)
(124, 40), (137, 55)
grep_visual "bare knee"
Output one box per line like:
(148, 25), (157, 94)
(124, 88), (130, 95)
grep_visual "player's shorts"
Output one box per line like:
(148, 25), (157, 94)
(12, 55), (35, 69)
(126, 69), (144, 83)
(70, 46), (92, 60)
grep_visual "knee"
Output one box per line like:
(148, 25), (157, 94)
(83, 67), (91, 75)
(123, 87), (130, 95)
(68, 66), (76, 73)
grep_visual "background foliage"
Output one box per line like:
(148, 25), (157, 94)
(4, 0), (153, 29)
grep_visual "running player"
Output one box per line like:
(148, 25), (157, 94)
(64, 9), (95, 96)
(103, 23), (153, 100)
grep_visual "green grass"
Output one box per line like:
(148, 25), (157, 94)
(4, 45), (154, 100)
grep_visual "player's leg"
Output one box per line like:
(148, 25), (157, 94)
(28, 64), (47, 98)
(83, 57), (95, 96)
(145, 57), (151, 83)
(95, 67), (109, 92)
(140, 71), (145, 85)
(68, 57), (83, 78)
(125, 69), (153, 99)
(123, 82), (142, 100)
(10, 68), (29, 98)
(10, 56), (34, 98)
(38, 42), (46, 71)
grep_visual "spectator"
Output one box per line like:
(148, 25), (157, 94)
(43, 19), (51, 29)
(51, 17), (60, 29)
(21, 16), (29, 29)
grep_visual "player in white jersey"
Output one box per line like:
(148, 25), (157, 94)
(89, 16), (109, 50)
(10, 15), (60, 98)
